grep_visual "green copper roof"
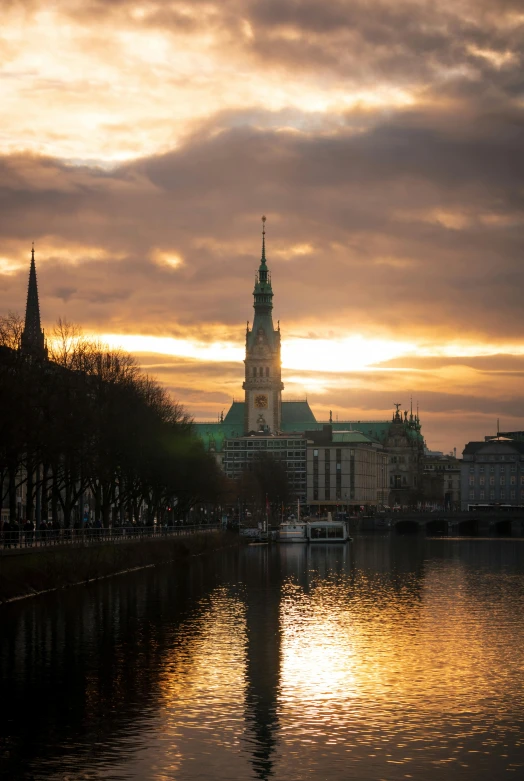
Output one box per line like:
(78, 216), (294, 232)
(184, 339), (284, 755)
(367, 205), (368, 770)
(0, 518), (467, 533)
(196, 400), (316, 451)
(195, 401), (422, 451)
(196, 402), (423, 452)
(332, 431), (373, 443)
(223, 400), (317, 428)
(193, 422), (245, 452)
(223, 401), (244, 426)
(325, 420), (422, 444)
(281, 400), (316, 425)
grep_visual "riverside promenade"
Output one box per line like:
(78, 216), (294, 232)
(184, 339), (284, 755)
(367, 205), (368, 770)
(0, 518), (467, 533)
(0, 525), (233, 603)
(0, 524), (220, 556)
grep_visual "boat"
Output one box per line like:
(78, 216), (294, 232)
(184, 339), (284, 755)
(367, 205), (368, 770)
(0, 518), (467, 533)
(278, 518), (352, 543)
(278, 522), (308, 542)
(307, 519), (352, 543)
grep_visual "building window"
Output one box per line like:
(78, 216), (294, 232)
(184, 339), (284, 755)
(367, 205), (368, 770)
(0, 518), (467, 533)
(511, 476), (516, 485)
(521, 475), (524, 485)
(480, 491), (485, 500)
(266, 367), (270, 377)
(490, 476), (495, 486)
(501, 490), (506, 500)
(469, 490), (474, 499)
(511, 490), (516, 500)
(469, 475), (475, 485)
(490, 466), (495, 473)
(490, 490), (495, 500)
(500, 476), (505, 486)
(253, 367), (256, 377)
(469, 466), (474, 473)
(480, 466), (485, 473)
(511, 464), (517, 472)
(479, 476), (485, 485)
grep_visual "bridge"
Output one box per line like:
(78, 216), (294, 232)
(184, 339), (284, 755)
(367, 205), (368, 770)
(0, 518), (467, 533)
(365, 512), (524, 536)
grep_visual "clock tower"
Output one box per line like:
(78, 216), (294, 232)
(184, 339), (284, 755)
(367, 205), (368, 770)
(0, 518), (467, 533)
(243, 217), (284, 434)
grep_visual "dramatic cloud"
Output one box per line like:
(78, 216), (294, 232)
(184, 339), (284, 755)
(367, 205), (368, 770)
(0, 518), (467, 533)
(0, 0), (523, 451)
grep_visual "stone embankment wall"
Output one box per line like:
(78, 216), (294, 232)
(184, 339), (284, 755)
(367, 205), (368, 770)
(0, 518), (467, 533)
(0, 532), (240, 604)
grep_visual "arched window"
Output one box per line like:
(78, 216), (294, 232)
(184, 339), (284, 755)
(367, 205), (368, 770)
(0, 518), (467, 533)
(259, 367), (264, 377)
(266, 367), (270, 377)
(253, 367), (257, 377)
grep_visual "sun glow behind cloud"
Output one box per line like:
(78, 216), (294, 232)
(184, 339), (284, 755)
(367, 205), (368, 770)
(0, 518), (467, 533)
(101, 332), (417, 371)
(100, 331), (524, 374)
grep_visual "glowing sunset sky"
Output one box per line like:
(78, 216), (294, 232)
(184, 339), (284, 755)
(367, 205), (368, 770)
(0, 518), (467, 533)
(1, 0), (523, 452)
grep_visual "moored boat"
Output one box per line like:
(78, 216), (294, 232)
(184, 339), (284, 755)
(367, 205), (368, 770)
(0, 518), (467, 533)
(278, 522), (308, 542)
(278, 519), (352, 543)
(307, 519), (352, 543)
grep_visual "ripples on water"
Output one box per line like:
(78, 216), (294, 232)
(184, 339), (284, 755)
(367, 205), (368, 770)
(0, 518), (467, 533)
(2, 537), (524, 780)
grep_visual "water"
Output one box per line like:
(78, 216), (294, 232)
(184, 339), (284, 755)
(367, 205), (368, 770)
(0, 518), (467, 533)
(2, 536), (524, 780)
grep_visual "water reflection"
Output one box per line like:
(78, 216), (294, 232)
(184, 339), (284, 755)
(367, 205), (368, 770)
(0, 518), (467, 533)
(276, 539), (524, 780)
(241, 547), (281, 779)
(1, 538), (524, 780)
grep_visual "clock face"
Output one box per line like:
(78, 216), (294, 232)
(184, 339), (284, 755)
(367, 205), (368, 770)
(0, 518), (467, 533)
(254, 394), (268, 409)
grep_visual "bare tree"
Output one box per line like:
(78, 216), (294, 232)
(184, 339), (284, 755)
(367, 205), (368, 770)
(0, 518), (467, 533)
(0, 311), (23, 350)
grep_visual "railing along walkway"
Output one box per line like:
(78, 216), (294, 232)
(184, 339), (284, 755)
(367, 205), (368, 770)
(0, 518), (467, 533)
(0, 525), (220, 556)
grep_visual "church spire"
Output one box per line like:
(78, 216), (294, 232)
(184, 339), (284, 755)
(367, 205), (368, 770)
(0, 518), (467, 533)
(21, 244), (47, 361)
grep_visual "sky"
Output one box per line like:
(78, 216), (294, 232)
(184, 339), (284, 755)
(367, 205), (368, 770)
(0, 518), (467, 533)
(0, 0), (523, 453)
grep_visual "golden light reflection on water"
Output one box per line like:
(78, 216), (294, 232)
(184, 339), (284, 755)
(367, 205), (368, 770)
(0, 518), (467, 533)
(149, 586), (249, 780)
(5, 541), (524, 781)
(275, 543), (524, 779)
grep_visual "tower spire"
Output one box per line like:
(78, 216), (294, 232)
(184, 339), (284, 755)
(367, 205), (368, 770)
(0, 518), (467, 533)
(243, 216), (283, 434)
(21, 243), (47, 361)
(253, 215), (272, 308)
(261, 215), (266, 263)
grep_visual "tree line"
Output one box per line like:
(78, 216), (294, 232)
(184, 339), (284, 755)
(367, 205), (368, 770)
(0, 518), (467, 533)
(0, 315), (226, 527)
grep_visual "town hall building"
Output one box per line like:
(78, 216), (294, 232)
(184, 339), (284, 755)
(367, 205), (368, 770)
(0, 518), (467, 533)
(195, 218), (425, 508)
